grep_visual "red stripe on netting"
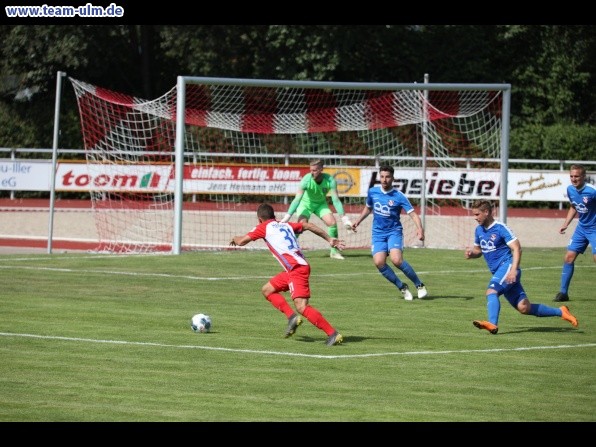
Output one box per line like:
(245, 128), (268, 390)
(94, 87), (136, 106)
(368, 91), (399, 129)
(77, 92), (133, 149)
(427, 90), (461, 120)
(185, 84), (211, 127)
(305, 90), (337, 133)
(242, 87), (276, 133)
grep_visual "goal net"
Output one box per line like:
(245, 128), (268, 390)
(69, 77), (509, 253)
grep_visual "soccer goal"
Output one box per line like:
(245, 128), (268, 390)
(69, 76), (510, 254)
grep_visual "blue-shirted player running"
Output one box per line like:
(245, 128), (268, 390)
(465, 200), (578, 334)
(553, 164), (596, 302)
(351, 165), (427, 300)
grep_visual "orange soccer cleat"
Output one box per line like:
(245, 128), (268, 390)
(473, 320), (499, 335)
(560, 306), (578, 328)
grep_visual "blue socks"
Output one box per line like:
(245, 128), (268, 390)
(378, 264), (404, 289)
(399, 260), (423, 286)
(560, 262), (574, 294)
(487, 293), (500, 325)
(529, 303), (561, 317)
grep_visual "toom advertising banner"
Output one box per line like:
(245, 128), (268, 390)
(0, 160), (582, 202)
(55, 162), (173, 192)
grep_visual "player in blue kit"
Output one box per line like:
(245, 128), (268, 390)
(351, 165), (427, 300)
(553, 164), (596, 302)
(465, 200), (578, 334)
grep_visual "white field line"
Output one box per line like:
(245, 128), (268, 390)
(1, 331), (594, 360)
(0, 261), (591, 281)
(1, 261), (593, 359)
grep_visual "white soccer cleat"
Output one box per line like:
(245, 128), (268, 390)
(400, 285), (413, 301)
(330, 251), (345, 260)
(417, 284), (428, 299)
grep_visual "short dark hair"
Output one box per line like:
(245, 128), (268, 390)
(379, 165), (394, 176)
(257, 203), (275, 220)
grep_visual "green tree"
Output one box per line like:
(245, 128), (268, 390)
(0, 25), (173, 149)
(408, 25), (510, 83)
(1, 24), (594, 158)
(500, 25), (594, 126)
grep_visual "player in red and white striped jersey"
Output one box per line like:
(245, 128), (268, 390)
(230, 203), (345, 346)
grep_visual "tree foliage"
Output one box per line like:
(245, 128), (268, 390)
(0, 25), (594, 159)
(500, 25), (595, 127)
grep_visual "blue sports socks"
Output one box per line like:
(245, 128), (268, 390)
(486, 293), (500, 325)
(378, 264), (404, 289)
(560, 262), (574, 294)
(529, 303), (562, 317)
(398, 260), (423, 286)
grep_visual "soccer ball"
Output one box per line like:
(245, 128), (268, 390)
(191, 313), (212, 333)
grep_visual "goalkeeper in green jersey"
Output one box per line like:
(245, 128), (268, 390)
(281, 159), (353, 259)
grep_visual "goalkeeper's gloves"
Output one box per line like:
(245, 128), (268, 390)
(341, 215), (353, 231)
(280, 213), (292, 223)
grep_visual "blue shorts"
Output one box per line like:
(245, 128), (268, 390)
(371, 232), (404, 256)
(488, 264), (527, 308)
(567, 225), (596, 255)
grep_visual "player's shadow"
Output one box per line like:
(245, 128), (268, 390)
(339, 252), (374, 259)
(295, 335), (367, 344)
(499, 326), (582, 334)
(412, 295), (476, 301)
(312, 252), (371, 259)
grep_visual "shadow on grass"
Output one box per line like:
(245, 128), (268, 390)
(413, 295), (476, 301)
(294, 335), (369, 344)
(311, 252), (372, 260)
(498, 326), (582, 335)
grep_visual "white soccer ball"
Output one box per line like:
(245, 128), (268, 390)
(191, 313), (212, 333)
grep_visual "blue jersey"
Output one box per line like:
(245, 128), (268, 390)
(366, 186), (414, 237)
(567, 182), (596, 229)
(474, 220), (517, 274)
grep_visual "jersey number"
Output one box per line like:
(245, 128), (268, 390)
(280, 227), (298, 250)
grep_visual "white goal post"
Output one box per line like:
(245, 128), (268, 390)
(69, 76), (511, 254)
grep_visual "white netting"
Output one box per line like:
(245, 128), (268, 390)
(70, 78), (505, 253)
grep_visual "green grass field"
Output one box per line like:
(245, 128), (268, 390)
(0, 247), (594, 422)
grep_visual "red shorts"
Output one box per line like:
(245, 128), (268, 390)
(270, 264), (311, 300)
